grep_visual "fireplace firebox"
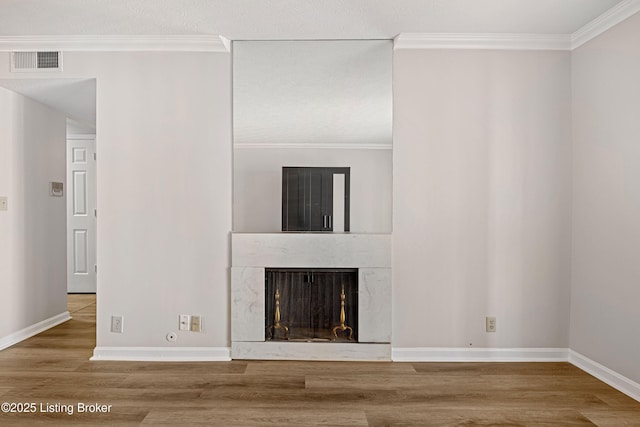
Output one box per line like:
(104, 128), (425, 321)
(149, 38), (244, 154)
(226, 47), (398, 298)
(265, 268), (358, 342)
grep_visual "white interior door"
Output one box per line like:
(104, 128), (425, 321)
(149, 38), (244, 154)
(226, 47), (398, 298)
(67, 137), (96, 293)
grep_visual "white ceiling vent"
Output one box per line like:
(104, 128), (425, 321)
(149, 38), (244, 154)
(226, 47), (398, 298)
(11, 51), (63, 72)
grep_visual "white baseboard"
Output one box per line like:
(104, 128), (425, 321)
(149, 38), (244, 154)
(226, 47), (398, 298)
(569, 350), (640, 403)
(392, 347), (569, 362)
(91, 346), (231, 361)
(0, 311), (71, 350)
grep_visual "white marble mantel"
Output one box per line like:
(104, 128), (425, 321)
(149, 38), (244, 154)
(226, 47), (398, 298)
(231, 232), (392, 361)
(232, 233), (391, 268)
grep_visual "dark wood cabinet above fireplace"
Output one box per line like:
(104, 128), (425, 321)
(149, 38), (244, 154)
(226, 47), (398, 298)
(282, 167), (350, 232)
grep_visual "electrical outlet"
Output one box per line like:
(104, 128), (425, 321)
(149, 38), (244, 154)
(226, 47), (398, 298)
(179, 314), (190, 331)
(486, 316), (496, 333)
(190, 315), (202, 332)
(0, 196), (7, 211)
(111, 315), (123, 333)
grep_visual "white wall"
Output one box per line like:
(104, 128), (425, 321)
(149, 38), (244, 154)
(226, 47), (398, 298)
(1, 33), (634, 377)
(0, 87), (67, 345)
(233, 148), (392, 232)
(571, 12), (640, 384)
(393, 49), (572, 348)
(0, 51), (232, 350)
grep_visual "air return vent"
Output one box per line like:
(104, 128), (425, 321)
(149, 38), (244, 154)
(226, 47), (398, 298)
(11, 51), (62, 72)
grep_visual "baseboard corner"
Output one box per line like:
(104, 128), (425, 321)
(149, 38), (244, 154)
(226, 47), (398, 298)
(569, 349), (640, 403)
(0, 311), (71, 351)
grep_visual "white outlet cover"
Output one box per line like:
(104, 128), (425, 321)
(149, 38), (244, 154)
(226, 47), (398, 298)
(110, 315), (123, 333)
(486, 316), (497, 332)
(179, 314), (190, 331)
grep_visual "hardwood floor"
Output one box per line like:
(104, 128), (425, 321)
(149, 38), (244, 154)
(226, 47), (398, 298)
(0, 295), (639, 426)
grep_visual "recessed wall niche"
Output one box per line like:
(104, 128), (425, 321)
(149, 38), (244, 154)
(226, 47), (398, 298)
(232, 40), (393, 233)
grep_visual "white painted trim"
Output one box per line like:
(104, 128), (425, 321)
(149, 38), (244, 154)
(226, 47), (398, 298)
(232, 342), (391, 361)
(0, 312), (71, 350)
(67, 134), (96, 140)
(0, 35), (229, 53)
(572, 0), (640, 49)
(0, 1), (636, 54)
(569, 350), (640, 403)
(90, 346), (231, 361)
(233, 142), (392, 150)
(393, 33), (572, 51)
(391, 347), (569, 362)
(392, 0), (640, 52)
(220, 36), (231, 52)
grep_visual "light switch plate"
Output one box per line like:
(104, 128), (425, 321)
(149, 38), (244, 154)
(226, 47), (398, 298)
(0, 196), (7, 211)
(190, 315), (202, 332)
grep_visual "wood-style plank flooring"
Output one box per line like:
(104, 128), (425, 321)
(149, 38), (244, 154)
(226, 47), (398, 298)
(0, 294), (639, 426)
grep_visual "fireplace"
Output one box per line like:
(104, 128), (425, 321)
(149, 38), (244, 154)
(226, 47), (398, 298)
(265, 268), (358, 342)
(231, 233), (391, 361)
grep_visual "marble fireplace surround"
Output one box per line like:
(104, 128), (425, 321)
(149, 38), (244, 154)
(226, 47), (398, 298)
(231, 233), (392, 361)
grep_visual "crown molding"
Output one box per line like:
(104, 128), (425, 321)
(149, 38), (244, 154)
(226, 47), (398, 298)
(571, 0), (640, 49)
(0, 35), (229, 52)
(393, 0), (640, 52)
(0, 1), (637, 53)
(394, 33), (572, 51)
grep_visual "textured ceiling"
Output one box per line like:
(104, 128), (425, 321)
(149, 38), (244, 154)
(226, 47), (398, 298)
(0, 0), (628, 127)
(0, 0), (625, 39)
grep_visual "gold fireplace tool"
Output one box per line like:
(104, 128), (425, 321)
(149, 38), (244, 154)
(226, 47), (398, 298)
(268, 287), (289, 340)
(332, 284), (354, 340)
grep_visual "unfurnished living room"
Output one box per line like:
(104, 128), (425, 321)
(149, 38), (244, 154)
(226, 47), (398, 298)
(1, 0), (640, 425)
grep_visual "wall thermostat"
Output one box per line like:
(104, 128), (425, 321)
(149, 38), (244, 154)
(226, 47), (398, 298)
(50, 182), (63, 197)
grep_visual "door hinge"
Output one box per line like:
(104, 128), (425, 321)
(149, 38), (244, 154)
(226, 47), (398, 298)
(93, 152), (96, 161)
(94, 265), (97, 273)
(94, 209), (97, 217)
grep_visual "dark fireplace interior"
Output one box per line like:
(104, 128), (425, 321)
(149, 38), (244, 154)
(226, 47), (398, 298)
(265, 268), (358, 342)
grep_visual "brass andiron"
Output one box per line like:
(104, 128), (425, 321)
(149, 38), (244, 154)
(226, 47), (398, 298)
(332, 285), (354, 340)
(268, 287), (289, 340)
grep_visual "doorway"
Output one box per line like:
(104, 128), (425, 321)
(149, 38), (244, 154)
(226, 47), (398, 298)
(0, 78), (97, 303)
(66, 132), (96, 293)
